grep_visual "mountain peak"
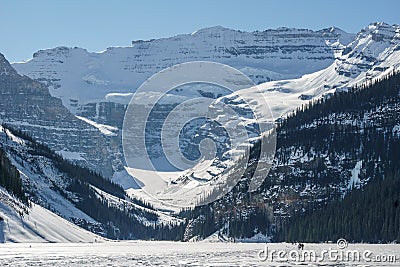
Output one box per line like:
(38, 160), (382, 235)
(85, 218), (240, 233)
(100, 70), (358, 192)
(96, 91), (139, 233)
(190, 25), (236, 35)
(0, 53), (18, 77)
(355, 22), (400, 44)
(368, 21), (391, 28)
(361, 21), (399, 34)
(317, 26), (354, 45)
(32, 46), (89, 59)
(320, 26), (346, 34)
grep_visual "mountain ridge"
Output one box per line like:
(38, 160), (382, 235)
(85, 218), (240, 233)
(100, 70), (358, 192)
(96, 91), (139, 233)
(13, 24), (354, 112)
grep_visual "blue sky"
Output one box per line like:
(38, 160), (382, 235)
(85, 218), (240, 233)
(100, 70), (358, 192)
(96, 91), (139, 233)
(1, 0), (398, 62)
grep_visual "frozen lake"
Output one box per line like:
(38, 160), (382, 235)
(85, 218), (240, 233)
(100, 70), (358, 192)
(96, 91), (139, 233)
(0, 241), (398, 266)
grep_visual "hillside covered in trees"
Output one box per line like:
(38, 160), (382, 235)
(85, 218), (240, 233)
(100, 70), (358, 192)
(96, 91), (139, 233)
(183, 71), (400, 243)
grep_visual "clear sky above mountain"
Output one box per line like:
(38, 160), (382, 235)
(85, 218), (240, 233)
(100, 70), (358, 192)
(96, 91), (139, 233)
(1, 0), (398, 62)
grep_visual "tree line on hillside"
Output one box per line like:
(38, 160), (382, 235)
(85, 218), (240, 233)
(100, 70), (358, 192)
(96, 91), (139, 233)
(2, 124), (125, 199)
(0, 148), (29, 204)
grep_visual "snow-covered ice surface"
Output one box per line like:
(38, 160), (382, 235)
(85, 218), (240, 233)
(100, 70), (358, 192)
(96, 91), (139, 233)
(0, 242), (398, 266)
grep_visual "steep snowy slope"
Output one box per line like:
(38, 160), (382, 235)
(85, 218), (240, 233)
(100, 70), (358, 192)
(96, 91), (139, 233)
(0, 187), (104, 243)
(13, 26), (353, 114)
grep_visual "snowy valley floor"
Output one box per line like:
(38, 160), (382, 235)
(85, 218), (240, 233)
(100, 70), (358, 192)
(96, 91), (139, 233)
(0, 242), (398, 266)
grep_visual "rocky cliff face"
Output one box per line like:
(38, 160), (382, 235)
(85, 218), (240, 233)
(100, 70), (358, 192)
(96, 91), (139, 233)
(336, 22), (400, 78)
(0, 54), (115, 176)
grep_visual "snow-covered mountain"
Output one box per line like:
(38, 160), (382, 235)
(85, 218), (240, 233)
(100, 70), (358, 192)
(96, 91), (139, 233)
(13, 26), (353, 115)
(11, 23), (398, 130)
(9, 22), (400, 209)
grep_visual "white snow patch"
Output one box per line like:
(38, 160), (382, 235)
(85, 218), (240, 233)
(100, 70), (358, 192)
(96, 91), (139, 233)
(82, 74), (109, 86)
(348, 160), (362, 190)
(75, 116), (118, 136)
(1, 127), (25, 145)
(237, 232), (272, 243)
(112, 168), (141, 190)
(105, 93), (133, 105)
(56, 150), (85, 161)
